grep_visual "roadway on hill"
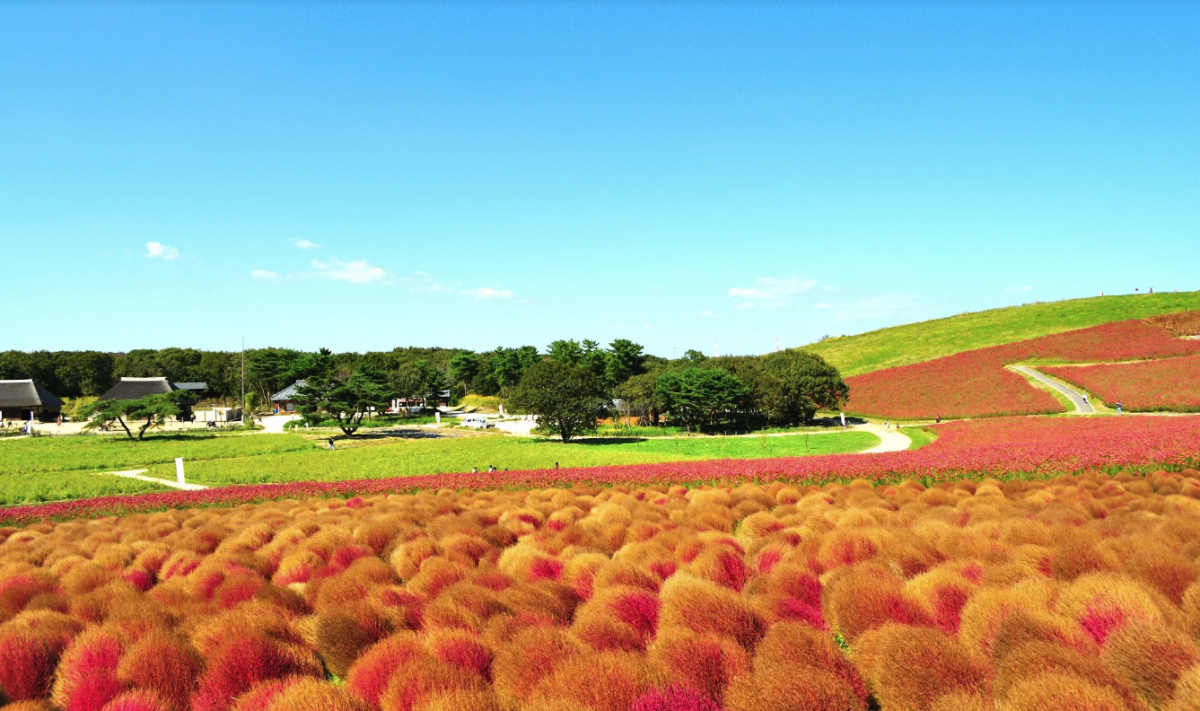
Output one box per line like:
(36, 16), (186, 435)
(1012, 366), (1095, 414)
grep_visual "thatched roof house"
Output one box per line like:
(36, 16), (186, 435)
(98, 377), (178, 401)
(0, 380), (65, 422)
(98, 377), (205, 420)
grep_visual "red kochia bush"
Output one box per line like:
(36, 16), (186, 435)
(631, 683), (721, 711)
(193, 635), (319, 711)
(0, 631), (56, 700)
(115, 630), (204, 711)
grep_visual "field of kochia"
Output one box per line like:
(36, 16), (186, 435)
(3, 456), (1200, 710)
(843, 316), (1200, 420)
(806, 292), (1200, 377)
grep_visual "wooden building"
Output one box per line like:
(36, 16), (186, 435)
(271, 380), (306, 413)
(0, 380), (65, 422)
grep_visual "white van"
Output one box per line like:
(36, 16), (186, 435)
(461, 415), (495, 429)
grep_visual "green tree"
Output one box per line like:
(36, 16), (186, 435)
(547, 339), (584, 365)
(448, 351), (480, 398)
(79, 392), (187, 440)
(613, 371), (660, 426)
(295, 369), (393, 436)
(605, 339), (647, 386)
(681, 349), (708, 364)
(760, 350), (849, 424)
(509, 361), (606, 442)
(655, 367), (748, 432)
(580, 340), (608, 381)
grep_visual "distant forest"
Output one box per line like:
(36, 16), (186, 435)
(0, 341), (665, 401)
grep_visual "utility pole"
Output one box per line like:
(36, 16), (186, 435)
(776, 336), (780, 352)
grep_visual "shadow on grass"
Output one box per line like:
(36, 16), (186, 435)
(561, 437), (649, 446)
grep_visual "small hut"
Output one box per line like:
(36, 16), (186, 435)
(0, 380), (64, 422)
(271, 380), (306, 413)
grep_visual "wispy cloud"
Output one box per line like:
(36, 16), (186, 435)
(145, 242), (181, 261)
(727, 276), (819, 309)
(401, 271), (453, 294)
(312, 258), (390, 284)
(291, 238), (320, 250)
(830, 293), (920, 322)
(463, 287), (514, 300)
(250, 269), (280, 282)
(1005, 285), (1034, 293)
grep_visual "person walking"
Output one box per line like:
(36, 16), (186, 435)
(1116, 401), (1123, 415)
(839, 412), (846, 429)
(936, 413), (941, 424)
(327, 437), (336, 450)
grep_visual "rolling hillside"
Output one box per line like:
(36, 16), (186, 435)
(804, 292), (1200, 377)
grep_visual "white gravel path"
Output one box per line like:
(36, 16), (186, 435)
(101, 468), (209, 491)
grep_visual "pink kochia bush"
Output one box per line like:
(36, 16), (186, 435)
(5, 414), (1200, 527)
(2, 463), (1200, 708)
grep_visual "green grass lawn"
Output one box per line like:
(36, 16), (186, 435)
(0, 433), (315, 476)
(804, 293), (1200, 377)
(898, 427), (936, 450)
(140, 430), (880, 486)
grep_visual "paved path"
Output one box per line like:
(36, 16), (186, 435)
(854, 423), (913, 453)
(1012, 365), (1095, 414)
(102, 468), (209, 491)
(259, 414), (301, 434)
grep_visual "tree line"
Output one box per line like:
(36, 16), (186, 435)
(1, 340), (849, 439)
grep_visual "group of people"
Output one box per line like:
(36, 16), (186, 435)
(1, 419), (35, 435)
(469, 465), (507, 473)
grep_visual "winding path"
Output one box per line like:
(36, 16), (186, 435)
(1012, 365), (1095, 414)
(101, 468), (209, 491)
(854, 423), (913, 453)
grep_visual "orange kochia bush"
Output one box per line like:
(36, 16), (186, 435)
(3, 470), (1200, 709)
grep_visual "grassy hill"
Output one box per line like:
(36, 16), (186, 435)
(805, 292), (1200, 377)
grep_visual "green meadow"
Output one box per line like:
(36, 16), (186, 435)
(145, 430), (879, 486)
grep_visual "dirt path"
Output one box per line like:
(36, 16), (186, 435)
(1012, 365), (1095, 414)
(101, 469), (209, 491)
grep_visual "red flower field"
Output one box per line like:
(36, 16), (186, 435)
(845, 317), (1200, 419)
(4, 414), (1200, 527)
(1044, 354), (1200, 413)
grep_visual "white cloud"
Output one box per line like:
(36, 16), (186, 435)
(727, 276), (818, 308)
(311, 258), (389, 284)
(401, 271), (453, 294)
(463, 287), (514, 300)
(1005, 285), (1034, 293)
(291, 239), (320, 250)
(250, 269), (279, 281)
(145, 242), (181, 260)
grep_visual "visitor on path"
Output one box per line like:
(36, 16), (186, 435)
(885, 420), (890, 429)
(936, 413), (942, 424)
(555, 462), (560, 469)
(327, 438), (336, 450)
(56, 415), (62, 426)
(24, 421), (32, 436)
(488, 465), (495, 472)
(1082, 394), (1089, 406)
(1117, 402), (1123, 415)
(471, 467), (477, 473)
(839, 412), (846, 429)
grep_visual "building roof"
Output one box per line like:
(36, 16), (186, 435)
(271, 380), (307, 402)
(0, 380), (65, 408)
(98, 377), (178, 401)
(174, 382), (208, 392)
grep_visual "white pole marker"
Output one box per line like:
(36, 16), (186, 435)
(175, 458), (185, 484)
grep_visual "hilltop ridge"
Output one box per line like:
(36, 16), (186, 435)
(803, 292), (1200, 377)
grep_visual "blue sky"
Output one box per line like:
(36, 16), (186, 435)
(2, 2), (1197, 357)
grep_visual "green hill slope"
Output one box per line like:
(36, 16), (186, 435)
(805, 292), (1200, 377)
